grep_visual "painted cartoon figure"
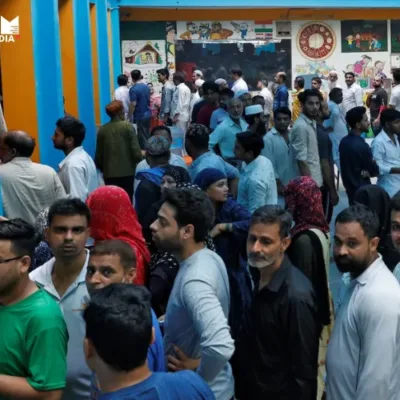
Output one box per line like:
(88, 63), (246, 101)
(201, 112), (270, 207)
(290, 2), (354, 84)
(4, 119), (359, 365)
(179, 22), (198, 40)
(371, 36), (382, 51)
(210, 22), (233, 40)
(375, 60), (387, 79)
(355, 33), (361, 48)
(198, 23), (210, 39)
(345, 34), (354, 49)
(231, 21), (249, 39)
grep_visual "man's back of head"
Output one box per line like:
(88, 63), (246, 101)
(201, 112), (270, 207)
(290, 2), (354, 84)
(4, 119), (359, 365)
(0, 130), (35, 164)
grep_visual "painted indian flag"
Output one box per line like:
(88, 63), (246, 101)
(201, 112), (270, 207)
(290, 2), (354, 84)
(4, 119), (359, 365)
(254, 20), (273, 40)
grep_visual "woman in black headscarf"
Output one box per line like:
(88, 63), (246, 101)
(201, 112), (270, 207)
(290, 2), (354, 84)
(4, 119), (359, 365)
(354, 185), (400, 270)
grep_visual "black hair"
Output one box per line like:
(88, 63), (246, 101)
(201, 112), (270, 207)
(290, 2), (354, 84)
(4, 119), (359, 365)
(274, 107), (292, 119)
(117, 74), (128, 86)
(202, 81), (219, 94)
(259, 78), (268, 87)
(150, 125), (172, 139)
(130, 69), (142, 81)
(329, 87), (343, 100)
(219, 88), (234, 98)
(335, 204), (380, 239)
(345, 106), (366, 129)
(230, 67), (243, 77)
(345, 71), (355, 79)
(295, 76), (305, 88)
(278, 72), (287, 83)
(0, 219), (38, 259)
(90, 240), (136, 271)
(252, 95), (265, 106)
(156, 68), (170, 79)
(298, 89), (323, 104)
(83, 284), (152, 372)
(380, 108), (400, 128)
(3, 131), (36, 157)
(56, 116), (86, 147)
(250, 205), (293, 238)
(236, 130), (264, 158)
(185, 124), (209, 149)
(173, 72), (185, 84)
(391, 191), (400, 212)
(162, 188), (214, 242)
(393, 68), (400, 83)
(311, 76), (322, 84)
(48, 198), (91, 226)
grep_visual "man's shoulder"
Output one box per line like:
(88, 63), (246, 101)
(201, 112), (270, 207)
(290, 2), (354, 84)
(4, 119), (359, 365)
(29, 258), (54, 282)
(287, 265), (317, 305)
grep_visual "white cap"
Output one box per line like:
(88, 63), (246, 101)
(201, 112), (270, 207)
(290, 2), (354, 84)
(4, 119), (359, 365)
(195, 79), (205, 88)
(245, 104), (263, 116)
(194, 69), (203, 77)
(215, 78), (227, 86)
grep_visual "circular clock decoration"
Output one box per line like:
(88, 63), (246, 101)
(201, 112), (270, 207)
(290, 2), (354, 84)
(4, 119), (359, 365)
(297, 22), (336, 60)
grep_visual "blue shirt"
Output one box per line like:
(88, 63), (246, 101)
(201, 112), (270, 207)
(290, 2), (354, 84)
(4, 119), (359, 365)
(210, 108), (229, 130)
(237, 155), (278, 213)
(99, 371), (215, 400)
(372, 130), (400, 197)
(273, 84), (289, 112)
(209, 117), (248, 159)
(129, 83), (151, 121)
(189, 152), (239, 181)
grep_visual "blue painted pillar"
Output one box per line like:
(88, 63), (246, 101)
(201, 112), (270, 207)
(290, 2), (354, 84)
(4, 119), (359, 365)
(110, 3), (122, 81)
(73, 0), (96, 158)
(31, 0), (64, 169)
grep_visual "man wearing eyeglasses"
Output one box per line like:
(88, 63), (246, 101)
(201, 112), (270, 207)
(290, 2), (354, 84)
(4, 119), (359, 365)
(0, 218), (68, 399)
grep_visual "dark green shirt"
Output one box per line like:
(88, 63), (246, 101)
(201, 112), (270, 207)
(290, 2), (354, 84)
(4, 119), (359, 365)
(95, 119), (142, 178)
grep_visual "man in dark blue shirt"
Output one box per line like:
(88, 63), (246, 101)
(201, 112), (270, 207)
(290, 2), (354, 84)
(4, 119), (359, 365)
(129, 69), (152, 149)
(339, 106), (379, 204)
(273, 72), (289, 112)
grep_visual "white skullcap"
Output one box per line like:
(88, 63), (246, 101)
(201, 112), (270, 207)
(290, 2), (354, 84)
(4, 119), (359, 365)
(194, 69), (203, 77)
(195, 79), (205, 87)
(245, 104), (263, 116)
(215, 78), (227, 85)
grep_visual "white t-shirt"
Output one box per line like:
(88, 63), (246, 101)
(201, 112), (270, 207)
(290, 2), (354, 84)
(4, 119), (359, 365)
(260, 87), (273, 115)
(232, 78), (248, 93)
(389, 85), (400, 111)
(113, 86), (130, 118)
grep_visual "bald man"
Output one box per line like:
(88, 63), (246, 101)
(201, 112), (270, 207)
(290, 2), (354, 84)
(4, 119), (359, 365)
(0, 130), (65, 224)
(273, 71), (289, 112)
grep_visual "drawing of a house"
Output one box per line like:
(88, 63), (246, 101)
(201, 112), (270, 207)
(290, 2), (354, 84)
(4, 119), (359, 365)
(125, 41), (162, 65)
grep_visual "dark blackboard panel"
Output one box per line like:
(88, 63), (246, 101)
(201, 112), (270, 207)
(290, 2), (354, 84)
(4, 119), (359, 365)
(175, 40), (292, 91)
(120, 21), (166, 41)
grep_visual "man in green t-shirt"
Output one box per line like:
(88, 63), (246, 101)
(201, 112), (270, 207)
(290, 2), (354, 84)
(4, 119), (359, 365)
(0, 218), (68, 399)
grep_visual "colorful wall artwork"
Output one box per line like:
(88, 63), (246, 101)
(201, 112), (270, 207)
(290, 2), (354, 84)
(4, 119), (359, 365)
(166, 22), (176, 75)
(341, 20), (388, 53)
(122, 40), (166, 92)
(391, 20), (400, 54)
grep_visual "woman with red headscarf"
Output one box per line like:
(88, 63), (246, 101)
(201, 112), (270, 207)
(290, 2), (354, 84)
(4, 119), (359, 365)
(284, 176), (332, 399)
(86, 186), (150, 285)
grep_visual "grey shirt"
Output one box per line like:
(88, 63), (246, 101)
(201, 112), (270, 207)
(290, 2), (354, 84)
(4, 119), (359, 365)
(164, 248), (235, 400)
(326, 255), (400, 400)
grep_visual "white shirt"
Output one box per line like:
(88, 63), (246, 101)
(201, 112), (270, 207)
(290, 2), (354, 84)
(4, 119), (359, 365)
(232, 78), (248, 94)
(30, 252), (92, 400)
(342, 83), (364, 115)
(190, 92), (200, 117)
(113, 86), (130, 119)
(171, 83), (191, 122)
(389, 84), (400, 111)
(326, 255), (400, 400)
(393, 262), (400, 282)
(371, 130), (400, 197)
(260, 87), (273, 116)
(58, 146), (99, 201)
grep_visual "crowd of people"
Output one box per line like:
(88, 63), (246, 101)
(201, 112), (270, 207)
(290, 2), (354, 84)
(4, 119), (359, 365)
(0, 64), (400, 400)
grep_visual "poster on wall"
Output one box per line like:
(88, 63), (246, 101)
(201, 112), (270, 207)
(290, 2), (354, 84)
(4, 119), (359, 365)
(166, 22), (176, 76)
(122, 40), (166, 92)
(176, 21), (255, 41)
(391, 20), (400, 54)
(341, 20), (388, 53)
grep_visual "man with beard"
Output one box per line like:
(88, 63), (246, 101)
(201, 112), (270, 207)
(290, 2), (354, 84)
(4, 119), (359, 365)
(235, 205), (320, 400)
(210, 88), (234, 131)
(366, 76), (388, 135)
(150, 188), (234, 400)
(326, 205), (400, 400)
(244, 104), (267, 137)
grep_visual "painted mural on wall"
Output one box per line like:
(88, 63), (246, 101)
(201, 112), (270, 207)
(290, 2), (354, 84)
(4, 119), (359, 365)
(297, 22), (336, 60)
(122, 40), (167, 92)
(391, 20), (400, 54)
(341, 21), (388, 53)
(166, 22), (176, 75)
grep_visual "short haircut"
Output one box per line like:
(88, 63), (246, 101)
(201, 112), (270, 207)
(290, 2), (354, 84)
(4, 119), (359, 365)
(185, 124), (209, 149)
(236, 130), (264, 158)
(202, 81), (219, 93)
(150, 125), (172, 139)
(277, 72), (287, 82)
(173, 72), (185, 84)
(130, 69), (141, 81)
(335, 204), (380, 239)
(259, 78), (268, 86)
(295, 76), (305, 88)
(380, 108), (400, 127)
(252, 95), (265, 105)
(90, 240), (136, 272)
(117, 74), (128, 86)
(298, 89), (323, 104)
(156, 68), (170, 79)
(48, 198), (91, 226)
(393, 68), (400, 83)
(219, 88), (234, 98)
(3, 131), (36, 157)
(250, 205), (293, 238)
(230, 67), (243, 77)
(56, 116), (86, 147)
(105, 100), (124, 118)
(311, 76), (322, 84)
(345, 71), (355, 79)
(391, 191), (400, 212)
(345, 106), (366, 128)
(162, 188), (214, 243)
(274, 107), (292, 119)
(83, 284), (152, 372)
(0, 219), (37, 259)
(329, 87), (343, 100)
